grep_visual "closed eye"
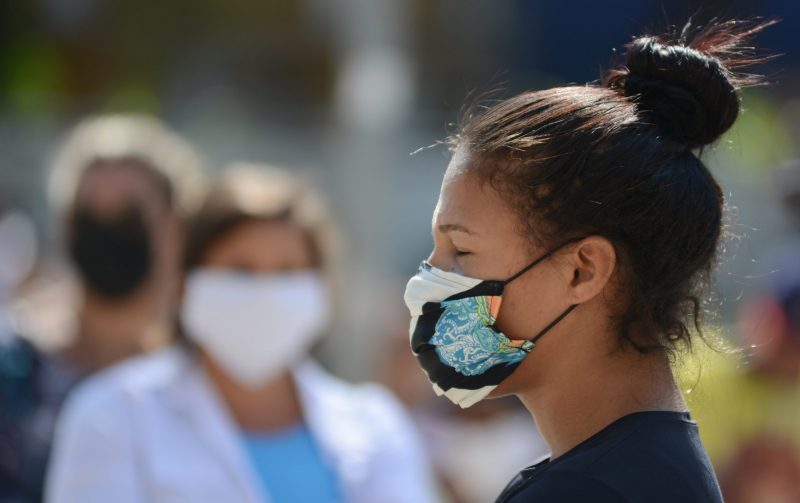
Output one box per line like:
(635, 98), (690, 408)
(455, 250), (472, 257)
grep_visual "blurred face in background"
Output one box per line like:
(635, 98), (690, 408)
(68, 159), (179, 301)
(179, 165), (334, 390)
(739, 291), (800, 383)
(181, 216), (330, 389)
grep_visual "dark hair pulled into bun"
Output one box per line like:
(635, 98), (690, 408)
(605, 19), (777, 149)
(453, 18), (776, 356)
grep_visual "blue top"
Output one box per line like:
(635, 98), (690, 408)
(242, 423), (343, 503)
(496, 411), (722, 502)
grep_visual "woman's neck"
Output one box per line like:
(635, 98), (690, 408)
(517, 344), (686, 459)
(200, 352), (303, 433)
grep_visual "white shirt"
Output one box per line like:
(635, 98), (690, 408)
(45, 347), (437, 503)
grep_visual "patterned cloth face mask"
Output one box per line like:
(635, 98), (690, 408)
(404, 238), (582, 408)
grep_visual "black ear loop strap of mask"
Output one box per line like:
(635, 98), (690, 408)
(501, 236), (587, 352)
(503, 235), (587, 285)
(523, 304), (579, 351)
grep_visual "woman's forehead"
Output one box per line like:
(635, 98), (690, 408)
(435, 164), (519, 239)
(75, 161), (170, 215)
(202, 218), (315, 268)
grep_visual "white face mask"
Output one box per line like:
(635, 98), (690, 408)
(180, 269), (330, 388)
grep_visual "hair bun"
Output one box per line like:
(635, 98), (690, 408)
(605, 20), (775, 149)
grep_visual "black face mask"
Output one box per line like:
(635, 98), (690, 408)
(68, 206), (153, 299)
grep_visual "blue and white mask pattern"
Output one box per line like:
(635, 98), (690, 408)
(432, 296), (532, 376)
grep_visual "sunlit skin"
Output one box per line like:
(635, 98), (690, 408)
(62, 161), (180, 371)
(427, 147), (687, 458)
(192, 218), (316, 432)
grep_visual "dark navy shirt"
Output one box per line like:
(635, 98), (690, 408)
(496, 411), (722, 503)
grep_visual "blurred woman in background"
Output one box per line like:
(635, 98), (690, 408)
(46, 165), (436, 503)
(0, 114), (203, 502)
(48, 114), (204, 371)
(404, 19), (773, 502)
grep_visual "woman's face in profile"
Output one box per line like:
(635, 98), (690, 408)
(427, 150), (575, 390)
(200, 219), (316, 273)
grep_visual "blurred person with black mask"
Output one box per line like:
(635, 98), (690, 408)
(47, 115), (204, 372)
(0, 115), (203, 502)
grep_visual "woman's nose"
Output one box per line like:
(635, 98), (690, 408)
(426, 245), (456, 273)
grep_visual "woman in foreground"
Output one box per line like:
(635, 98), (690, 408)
(405, 19), (773, 502)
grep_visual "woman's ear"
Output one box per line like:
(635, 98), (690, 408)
(566, 236), (616, 304)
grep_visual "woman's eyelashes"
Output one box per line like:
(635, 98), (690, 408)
(454, 249), (472, 257)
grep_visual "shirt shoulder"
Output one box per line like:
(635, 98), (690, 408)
(498, 470), (629, 502)
(60, 347), (186, 423)
(294, 359), (412, 431)
(498, 413), (722, 503)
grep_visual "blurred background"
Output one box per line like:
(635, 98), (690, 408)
(1, 0), (799, 502)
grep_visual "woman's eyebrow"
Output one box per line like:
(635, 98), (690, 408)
(437, 223), (476, 235)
